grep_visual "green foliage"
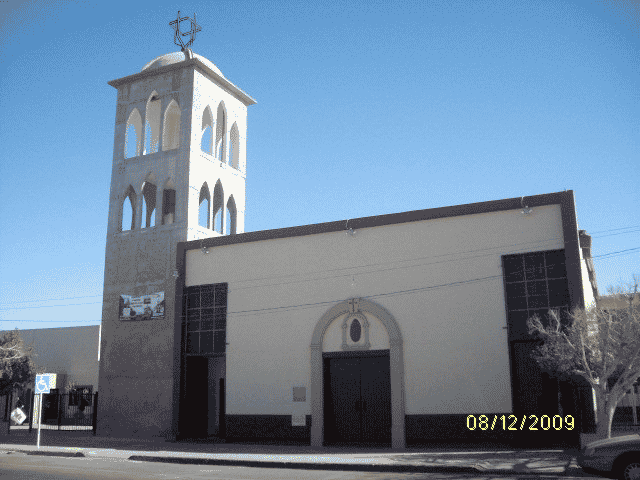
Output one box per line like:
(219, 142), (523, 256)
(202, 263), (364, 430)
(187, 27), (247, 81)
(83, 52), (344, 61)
(0, 329), (38, 396)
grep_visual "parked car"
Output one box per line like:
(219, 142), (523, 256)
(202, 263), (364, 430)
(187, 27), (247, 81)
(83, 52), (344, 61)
(577, 434), (640, 480)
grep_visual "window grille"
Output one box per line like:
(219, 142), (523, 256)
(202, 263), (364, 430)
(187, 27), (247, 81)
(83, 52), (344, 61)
(182, 283), (227, 355)
(503, 249), (571, 331)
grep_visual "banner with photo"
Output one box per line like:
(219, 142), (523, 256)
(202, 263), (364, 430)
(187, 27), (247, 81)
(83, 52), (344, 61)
(119, 292), (165, 321)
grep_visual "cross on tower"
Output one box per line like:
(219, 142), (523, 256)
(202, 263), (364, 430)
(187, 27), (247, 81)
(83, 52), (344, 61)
(169, 11), (202, 52)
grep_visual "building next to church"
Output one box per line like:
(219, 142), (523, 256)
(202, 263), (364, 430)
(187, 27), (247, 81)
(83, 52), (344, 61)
(0, 325), (100, 424)
(97, 44), (600, 448)
(0, 325), (100, 399)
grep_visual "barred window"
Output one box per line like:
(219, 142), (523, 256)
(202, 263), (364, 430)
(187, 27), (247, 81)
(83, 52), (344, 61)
(503, 249), (571, 333)
(182, 283), (227, 355)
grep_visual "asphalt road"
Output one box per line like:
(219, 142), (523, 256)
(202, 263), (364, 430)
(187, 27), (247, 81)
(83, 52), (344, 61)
(0, 451), (609, 480)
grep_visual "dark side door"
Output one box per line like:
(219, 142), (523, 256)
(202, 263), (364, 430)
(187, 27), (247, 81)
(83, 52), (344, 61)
(181, 355), (209, 439)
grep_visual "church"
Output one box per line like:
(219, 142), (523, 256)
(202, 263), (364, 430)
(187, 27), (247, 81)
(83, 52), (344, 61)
(96, 29), (599, 448)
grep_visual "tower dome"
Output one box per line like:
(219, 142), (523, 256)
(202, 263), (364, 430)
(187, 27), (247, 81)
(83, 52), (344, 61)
(141, 49), (225, 78)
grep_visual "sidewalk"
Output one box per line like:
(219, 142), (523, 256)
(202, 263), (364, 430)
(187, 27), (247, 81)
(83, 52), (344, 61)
(0, 431), (585, 476)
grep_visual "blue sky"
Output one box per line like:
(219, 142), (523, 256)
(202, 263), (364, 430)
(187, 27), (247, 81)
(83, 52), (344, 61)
(0, 0), (638, 331)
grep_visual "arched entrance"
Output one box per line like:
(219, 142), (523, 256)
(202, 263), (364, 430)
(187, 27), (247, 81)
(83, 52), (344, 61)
(310, 298), (405, 448)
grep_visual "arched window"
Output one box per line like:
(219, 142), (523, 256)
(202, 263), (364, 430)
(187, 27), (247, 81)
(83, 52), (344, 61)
(199, 183), (211, 229)
(121, 186), (136, 231)
(201, 106), (213, 155)
(162, 100), (181, 151)
(144, 92), (161, 155)
(124, 109), (142, 158)
(215, 103), (226, 163)
(212, 180), (224, 233)
(226, 195), (237, 235)
(141, 181), (157, 228)
(230, 122), (239, 169)
(162, 179), (176, 225)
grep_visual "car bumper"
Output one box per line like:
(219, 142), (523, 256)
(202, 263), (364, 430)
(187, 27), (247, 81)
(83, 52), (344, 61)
(577, 453), (613, 472)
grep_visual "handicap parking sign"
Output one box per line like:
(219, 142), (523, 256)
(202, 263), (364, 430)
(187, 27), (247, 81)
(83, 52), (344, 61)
(35, 374), (56, 394)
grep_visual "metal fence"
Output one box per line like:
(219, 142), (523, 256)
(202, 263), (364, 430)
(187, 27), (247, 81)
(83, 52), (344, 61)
(612, 386), (640, 426)
(1, 390), (99, 435)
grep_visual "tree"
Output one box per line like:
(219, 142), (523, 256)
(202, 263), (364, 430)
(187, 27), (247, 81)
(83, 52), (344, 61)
(527, 276), (640, 439)
(0, 328), (38, 397)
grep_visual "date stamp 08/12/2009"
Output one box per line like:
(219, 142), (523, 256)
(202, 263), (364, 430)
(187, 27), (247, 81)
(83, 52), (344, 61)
(466, 414), (575, 431)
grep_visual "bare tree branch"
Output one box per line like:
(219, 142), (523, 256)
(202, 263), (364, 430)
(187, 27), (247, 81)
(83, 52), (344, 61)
(528, 277), (640, 439)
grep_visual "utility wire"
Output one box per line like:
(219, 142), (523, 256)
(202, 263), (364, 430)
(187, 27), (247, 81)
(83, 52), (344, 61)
(0, 228), (637, 317)
(0, 274), (504, 323)
(0, 234), (563, 310)
(592, 247), (640, 259)
(0, 236), (560, 312)
(1, 223), (637, 308)
(0, 241), (637, 313)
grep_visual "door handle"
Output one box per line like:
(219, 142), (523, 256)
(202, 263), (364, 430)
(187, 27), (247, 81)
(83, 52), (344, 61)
(362, 401), (366, 413)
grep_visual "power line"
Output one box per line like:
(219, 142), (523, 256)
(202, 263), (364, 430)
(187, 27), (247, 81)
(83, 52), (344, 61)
(0, 234), (564, 311)
(2, 251), (637, 324)
(1, 274), (505, 323)
(1, 223), (637, 309)
(588, 225), (640, 235)
(224, 275), (505, 319)
(0, 301), (103, 312)
(0, 321), (100, 325)
(0, 225), (637, 315)
(0, 241), (637, 313)
(592, 247), (640, 259)
(592, 229), (640, 239)
(0, 295), (103, 306)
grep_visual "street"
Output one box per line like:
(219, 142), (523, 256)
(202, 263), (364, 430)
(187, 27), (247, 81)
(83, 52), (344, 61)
(0, 452), (608, 480)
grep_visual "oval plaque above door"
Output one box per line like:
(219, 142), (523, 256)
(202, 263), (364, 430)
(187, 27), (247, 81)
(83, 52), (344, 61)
(341, 313), (370, 351)
(350, 318), (361, 342)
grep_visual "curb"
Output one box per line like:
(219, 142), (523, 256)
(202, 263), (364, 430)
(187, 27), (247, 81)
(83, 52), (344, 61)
(0, 448), (514, 474)
(127, 455), (485, 474)
(3, 449), (85, 458)
(0, 445), (582, 475)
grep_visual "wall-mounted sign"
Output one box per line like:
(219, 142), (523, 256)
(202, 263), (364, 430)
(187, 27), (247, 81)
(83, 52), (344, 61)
(119, 292), (165, 321)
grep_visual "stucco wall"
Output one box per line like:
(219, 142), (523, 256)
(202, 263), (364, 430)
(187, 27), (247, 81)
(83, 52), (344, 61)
(186, 204), (565, 417)
(100, 65), (193, 439)
(99, 214), (186, 438)
(189, 69), (248, 236)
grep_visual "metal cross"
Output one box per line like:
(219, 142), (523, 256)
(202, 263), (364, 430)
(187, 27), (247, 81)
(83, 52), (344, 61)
(348, 298), (360, 313)
(169, 11), (202, 52)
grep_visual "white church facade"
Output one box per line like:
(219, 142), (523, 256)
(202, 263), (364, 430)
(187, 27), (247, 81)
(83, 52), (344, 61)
(97, 46), (599, 448)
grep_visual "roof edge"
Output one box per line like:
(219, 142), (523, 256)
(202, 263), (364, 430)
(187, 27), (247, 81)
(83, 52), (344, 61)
(107, 58), (257, 107)
(182, 190), (573, 252)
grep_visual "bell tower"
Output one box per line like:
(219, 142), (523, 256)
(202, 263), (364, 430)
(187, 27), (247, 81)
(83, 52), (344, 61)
(97, 13), (256, 440)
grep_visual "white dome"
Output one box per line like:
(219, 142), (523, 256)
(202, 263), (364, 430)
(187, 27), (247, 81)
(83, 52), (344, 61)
(141, 50), (225, 78)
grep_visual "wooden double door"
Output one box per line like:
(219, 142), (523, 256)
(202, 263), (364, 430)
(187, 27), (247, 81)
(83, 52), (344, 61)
(323, 351), (391, 445)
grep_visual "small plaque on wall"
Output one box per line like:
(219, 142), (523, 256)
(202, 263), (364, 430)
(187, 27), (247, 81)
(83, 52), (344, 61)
(292, 414), (306, 426)
(119, 292), (165, 321)
(293, 386), (306, 402)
